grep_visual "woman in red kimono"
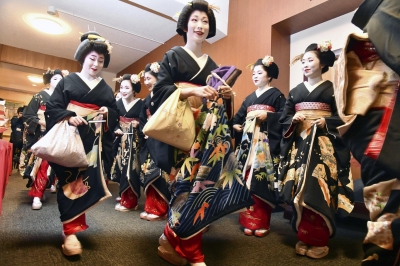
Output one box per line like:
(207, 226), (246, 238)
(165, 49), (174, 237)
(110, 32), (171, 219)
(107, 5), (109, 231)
(233, 56), (286, 237)
(45, 32), (118, 256)
(139, 62), (171, 221)
(278, 42), (354, 259)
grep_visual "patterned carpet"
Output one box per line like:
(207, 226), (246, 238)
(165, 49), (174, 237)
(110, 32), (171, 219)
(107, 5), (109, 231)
(0, 171), (366, 266)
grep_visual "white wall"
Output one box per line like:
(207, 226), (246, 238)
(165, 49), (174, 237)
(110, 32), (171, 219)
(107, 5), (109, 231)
(99, 71), (117, 92)
(289, 11), (363, 89)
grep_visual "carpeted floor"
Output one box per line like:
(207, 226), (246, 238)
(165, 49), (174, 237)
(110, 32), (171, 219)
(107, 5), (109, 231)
(0, 170), (367, 266)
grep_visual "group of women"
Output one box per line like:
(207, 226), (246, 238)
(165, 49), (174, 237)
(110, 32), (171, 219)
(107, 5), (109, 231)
(17, 0), (399, 265)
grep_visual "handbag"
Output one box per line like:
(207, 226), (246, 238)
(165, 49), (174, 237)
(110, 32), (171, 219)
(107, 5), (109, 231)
(31, 120), (88, 168)
(143, 88), (195, 151)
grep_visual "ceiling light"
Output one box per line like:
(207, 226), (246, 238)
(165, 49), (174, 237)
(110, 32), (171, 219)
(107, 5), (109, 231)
(28, 76), (43, 83)
(23, 13), (71, 35)
(32, 84), (37, 86)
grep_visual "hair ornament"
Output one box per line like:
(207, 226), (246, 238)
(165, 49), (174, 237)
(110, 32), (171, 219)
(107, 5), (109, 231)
(112, 76), (123, 83)
(61, 70), (69, 77)
(246, 63), (255, 70)
(130, 74), (141, 84)
(81, 33), (113, 54)
(149, 62), (161, 73)
(262, 55), (274, 67)
(317, 40), (332, 52)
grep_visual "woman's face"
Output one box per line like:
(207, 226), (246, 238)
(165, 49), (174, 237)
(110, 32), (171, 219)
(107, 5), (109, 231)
(185, 10), (209, 44)
(82, 51), (104, 77)
(301, 51), (323, 79)
(144, 72), (157, 92)
(120, 80), (134, 99)
(49, 74), (62, 89)
(252, 65), (270, 88)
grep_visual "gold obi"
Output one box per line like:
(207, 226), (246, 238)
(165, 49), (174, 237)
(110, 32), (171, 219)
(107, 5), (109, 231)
(345, 52), (398, 114)
(66, 101), (99, 117)
(295, 109), (332, 134)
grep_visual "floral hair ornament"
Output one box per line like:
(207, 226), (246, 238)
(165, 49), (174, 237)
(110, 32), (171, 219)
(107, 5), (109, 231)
(246, 63), (255, 71)
(112, 76), (124, 83)
(149, 62), (161, 73)
(61, 70), (69, 77)
(130, 74), (141, 84)
(262, 55), (274, 67)
(317, 40), (332, 52)
(82, 33), (113, 55)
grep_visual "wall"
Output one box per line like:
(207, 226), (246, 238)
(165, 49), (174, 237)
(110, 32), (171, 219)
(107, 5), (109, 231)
(290, 11), (363, 88)
(118, 0), (362, 112)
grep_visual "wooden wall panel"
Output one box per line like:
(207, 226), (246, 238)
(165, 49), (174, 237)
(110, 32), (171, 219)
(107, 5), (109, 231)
(0, 45), (81, 72)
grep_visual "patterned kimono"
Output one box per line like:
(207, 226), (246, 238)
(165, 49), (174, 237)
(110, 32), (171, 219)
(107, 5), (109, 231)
(20, 90), (50, 181)
(45, 73), (118, 223)
(149, 46), (252, 239)
(278, 80), (354, 245)
(335, 33), (400, 265)
(234, 88), (286, 230)
(139, 94), (170, 216)
(112, 98), (143, 208)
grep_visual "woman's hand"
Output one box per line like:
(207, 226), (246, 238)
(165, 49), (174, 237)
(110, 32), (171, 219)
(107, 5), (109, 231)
(233, 124), (243, 132)
(38, 120), (46, 127)
(311, 118), (326, 128)
(68, 116), (88, 126)
(218, 85), (233, 99)
(98, 107), (108, 116)
(292, 113), (306, 124)
(256, 112), (267, 122)
(180, 85), (218, 100)
(114, 129), (123, 136)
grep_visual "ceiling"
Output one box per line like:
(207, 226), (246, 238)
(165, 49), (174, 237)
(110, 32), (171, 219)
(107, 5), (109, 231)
(0, 0), (229, 94)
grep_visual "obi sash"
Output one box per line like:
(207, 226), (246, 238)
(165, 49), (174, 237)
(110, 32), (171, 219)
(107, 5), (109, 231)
(67, 100), (100, 117)
(119, 116), (139, 130)
(294, 102), (332, 134)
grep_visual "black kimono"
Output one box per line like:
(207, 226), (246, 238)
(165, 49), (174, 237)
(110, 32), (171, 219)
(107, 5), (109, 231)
(234, 88), (286, 204)
(149, 46), (252, 238)
(20, 90), (51, 182)
(45, 73), (118, 223)
(112, 98), (143, 200)
(278, 81), (354, 238)
(139, 94), (171, 207)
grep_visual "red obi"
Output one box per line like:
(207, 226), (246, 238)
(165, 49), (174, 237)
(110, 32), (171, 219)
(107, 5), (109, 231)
(119, 116), (139, 123)
(69, 100), (100, 110)
(39, 105), (46, 111)
(295, 102), (331, 112)
(247, 104), (275, 113)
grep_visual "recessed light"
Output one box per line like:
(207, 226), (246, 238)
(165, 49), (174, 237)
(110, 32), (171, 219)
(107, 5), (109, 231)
(23, 13), (71, 35)
(32, 84), (37, 86)
(27, 76), (43, 83)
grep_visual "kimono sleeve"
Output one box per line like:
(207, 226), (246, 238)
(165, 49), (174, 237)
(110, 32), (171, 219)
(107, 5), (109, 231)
(149, 52), (178, 114)
(279, 91), (297, 138)
(264, 92), (286, 156)
(233, 99), (248, 126)
(324, 98), (345, 138)
(22, 93), (41, 135)
(45, 79), (76, 130)
(105, 96), (119, 133)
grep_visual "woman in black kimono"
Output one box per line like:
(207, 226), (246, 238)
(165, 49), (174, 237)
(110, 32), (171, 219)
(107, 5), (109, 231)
(233, 56), (285, 237)
(149, 1), (252, 265)
(112, 73), (143, 212)
(22, 69), (66, 209)
(139, 62), (171, 221)
(278, 42), (354, 259)
(45, 32), (118, 256)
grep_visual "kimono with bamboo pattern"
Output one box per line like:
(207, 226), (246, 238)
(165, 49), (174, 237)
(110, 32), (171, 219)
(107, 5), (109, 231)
(149, 46), (253, 238)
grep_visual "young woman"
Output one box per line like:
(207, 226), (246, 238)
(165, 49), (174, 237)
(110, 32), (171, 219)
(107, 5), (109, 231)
(112, 73), (143, 212)
(233, 56), (285, 237)
(22, 69), (66, 209)
(278, 42), (354, 259)
(45, 32), (118, 256)
(139, 62), (171, 221)
(148, 1), (252, 265)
